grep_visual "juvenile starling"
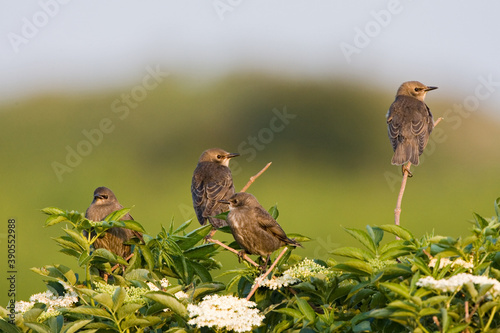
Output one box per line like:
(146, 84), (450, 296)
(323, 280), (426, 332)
(220, 192), (301, 265)
(85, 186), (143, 259)
(387, 81), (437, 169)
(191, 148), (239, 228)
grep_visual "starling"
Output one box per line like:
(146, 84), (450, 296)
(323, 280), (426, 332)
(220, 192), (301, 265)
(387, 81), (437, 168)
(85, 186), (143, 259)
(191, 148), (239, 228)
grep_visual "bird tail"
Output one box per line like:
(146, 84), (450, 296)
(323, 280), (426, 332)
(391, 141), (420, 166)
(286, 237), (303, 248)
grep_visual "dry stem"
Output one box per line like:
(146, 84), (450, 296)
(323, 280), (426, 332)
(394, 117), (443, 227)
(240, 162), (272, 192)
(246, 247), (288, 301)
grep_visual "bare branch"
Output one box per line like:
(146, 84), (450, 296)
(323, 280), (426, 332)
(240, 162), (272, 193)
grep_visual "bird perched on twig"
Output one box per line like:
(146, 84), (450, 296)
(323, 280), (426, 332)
(220, 192), (301, 269)
(191, 148), (239, 229)
(387, 81), (437, 175)
(85, 186), (143, 260)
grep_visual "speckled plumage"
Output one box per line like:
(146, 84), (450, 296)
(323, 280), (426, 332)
(85, 186), (143, 259)
(223, 192), (300, 257)
(387, 81), (437, 166)
(191, 148), (239, 228)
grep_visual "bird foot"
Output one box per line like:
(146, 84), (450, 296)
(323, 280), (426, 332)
(237, 250), (247, 263)
(203, 229), (217, 243)
(401, 165), (413, 177)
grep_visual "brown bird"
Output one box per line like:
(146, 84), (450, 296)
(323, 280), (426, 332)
(85, 186), (143, 260)
(387, 81), (437, 172)
(191, 148), (239, 229)
(220, 192), (301, 267)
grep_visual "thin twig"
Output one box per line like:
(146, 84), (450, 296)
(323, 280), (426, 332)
(394, 117), (443, 227)
(207, 237), (259, 267)
(246, 247), (288, 301)
(240, 162), (272, 193)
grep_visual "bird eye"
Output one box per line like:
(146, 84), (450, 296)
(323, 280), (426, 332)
(232, 199), (238, 204)
(216, 155), (222, 159)
(102, 195), (108, 199)
(414, 87), (421, 92)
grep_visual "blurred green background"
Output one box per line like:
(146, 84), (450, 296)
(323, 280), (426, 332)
(1, 74), (499, 302)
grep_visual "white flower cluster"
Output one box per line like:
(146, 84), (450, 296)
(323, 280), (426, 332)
(255, 258), (334, 290)
(146, 278), (171, 291)
(15, 289), (79, 321)
(417, 273), (500, 297)
(174, 290), (189, 300)
(428, 257), (474, 271)
(187, 295), (264, 332)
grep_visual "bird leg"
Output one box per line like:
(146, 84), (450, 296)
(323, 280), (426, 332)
(401, 163), (413, 177)
(204, 228), (217, 242)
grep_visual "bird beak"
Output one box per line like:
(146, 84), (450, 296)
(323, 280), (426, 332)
(218, 199), (230, 204)
(226, 153), (240, 159)
(425, 86), (438, 91)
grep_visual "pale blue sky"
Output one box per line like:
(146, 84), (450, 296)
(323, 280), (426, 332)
(1, 1), (500, 111)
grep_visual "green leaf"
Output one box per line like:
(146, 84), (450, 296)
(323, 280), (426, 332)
(191, 282), (225, 301)
(447, 324), (470, 333)
(62, 228), (89, 251)
(45, 215), (68, 227)
(24, 323), (51, 333)
(139, 244), (155, 271)
(268, 205), (279, 220)
(120, 220), (146, 234)
(92, 249), (128, 265)
(173, 219), (192, 234)
(379, 282), (411, 299)
(112, 287), (127, 312)
(335, 260), (373, 275)
(144, 292), (188, 317)
(61, 319), (93, 333)
(286, 233), (311, 243)
(116, 304), (143, 321)
(366, 225), (383, 247)
(378, 225), (414, 241)
(41, 207), (65, 215)
(274, 308), (303, 319)
(342, 227), (377, 254)
(92, 293), (114, 310)
(330, 247), (375, 261)
(176, 224), (212, 250)
(0, 319), (23, 333)
(69, 306), (113, 319)
(296, 296), (316, 322)
(104, 208), (132, 222)
(473, 212), (489, 228)
(183, 243), (218, 259)
(418, 308), (440, 317)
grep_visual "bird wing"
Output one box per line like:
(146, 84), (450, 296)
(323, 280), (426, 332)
(203, 174), (234, 217)
(410, 104), (434, 155)
(254, 207), (291, 244)
(386, 108), (401, 152)
(191, 165), (234, 223)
